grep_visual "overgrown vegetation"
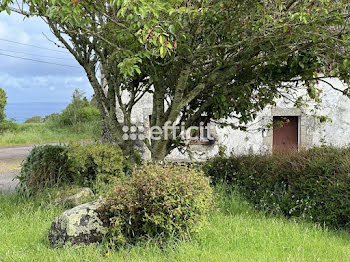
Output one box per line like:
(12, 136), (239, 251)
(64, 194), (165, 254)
(18, 145), (212, 247)
(0, 88), (18, 134)
(5, 143), (350, 260)
(0, 119), (18, 134)
(0, 88), (6, 122)
(55, 89), (100, 127)
(204, 147), (350, 231)
(17, 145), (74, 195)
(24, 116), (44, 123)
(67, 142), (126, 192)
(0, 121), (100, 146)
(1, 186), (350, 261)
(17, 143), (126, 195)
(0, 89), (101, 147)
(102, 163), (213, 247)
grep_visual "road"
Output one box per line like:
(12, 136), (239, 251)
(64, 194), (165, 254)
(0, 145), (34, 193)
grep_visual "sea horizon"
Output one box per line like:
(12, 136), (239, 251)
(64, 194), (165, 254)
(5, 101), (69, 123)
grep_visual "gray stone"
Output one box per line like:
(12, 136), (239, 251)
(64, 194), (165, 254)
(63, 187), (94, 207)
(49, 201), (108, 248)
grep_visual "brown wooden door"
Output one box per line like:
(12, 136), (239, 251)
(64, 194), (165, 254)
(273, 116), (299, 152)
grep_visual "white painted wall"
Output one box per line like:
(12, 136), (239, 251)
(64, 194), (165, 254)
(120, 78), (350, 161)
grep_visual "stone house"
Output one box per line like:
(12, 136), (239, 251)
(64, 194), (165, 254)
(112, 77), (350, 161)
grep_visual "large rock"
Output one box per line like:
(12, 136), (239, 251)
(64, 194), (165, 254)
(49, 201), (108, 248)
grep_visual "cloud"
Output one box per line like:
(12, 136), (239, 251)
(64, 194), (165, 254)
(0, 12), (84, 77)
(0, 73), (94, 103)
(0, 12), (94, 103)
(0, 21), (9, 38)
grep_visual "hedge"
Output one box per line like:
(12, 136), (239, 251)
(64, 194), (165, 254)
(204, 147), (350, 231)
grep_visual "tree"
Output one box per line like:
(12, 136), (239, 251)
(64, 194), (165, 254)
(25, 116), (44, 123)
(0, 88), (6, 122)
(59, 88), (100, 126)
(71, 88), (89, 123)
(2, 0), (350, 160)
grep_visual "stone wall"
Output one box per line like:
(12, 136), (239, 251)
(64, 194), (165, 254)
(114, 77), (350, 161)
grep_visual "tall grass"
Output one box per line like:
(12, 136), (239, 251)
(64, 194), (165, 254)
(0, 121), (101, 147)
(0, 186), (349, 261)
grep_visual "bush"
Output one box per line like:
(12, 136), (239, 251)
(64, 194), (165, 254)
(55, 89), (100, 127)
(25, 116), (44, 123)
(59, 104), (100, 126)
(67, 142), (125, 192)
(17, 145), (73, 195)
(18, 143), (126, 195)
(102, 163), (213, 246)
(204, 147), (350, 231)
(0, 88), (6, 122)
(41, 89), (100, 128)
(0, 120), (18, 133)
(44, 113), (60, 123)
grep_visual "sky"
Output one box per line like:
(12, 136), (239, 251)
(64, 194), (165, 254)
(0, 11), (94, 103)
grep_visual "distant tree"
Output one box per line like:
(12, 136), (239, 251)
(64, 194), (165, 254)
(0, 88), (6, 122)
(71, 89), (89, 123)
(0, 88), (17, 133)
(59, 88), (100, 126)
(44, 113), (60, 123)
(25, 116), (44, 123)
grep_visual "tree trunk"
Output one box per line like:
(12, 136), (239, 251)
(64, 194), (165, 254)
(101, 118), (113, 143)
(152, 140), (168, 161)
(101, 114), (144, 164)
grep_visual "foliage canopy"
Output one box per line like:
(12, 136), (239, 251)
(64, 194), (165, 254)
(2, 1), (350, 159)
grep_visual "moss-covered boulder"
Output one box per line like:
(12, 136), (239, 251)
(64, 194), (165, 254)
(49, 201), (107, 248)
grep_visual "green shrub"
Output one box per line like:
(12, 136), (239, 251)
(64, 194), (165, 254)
(59, 104), (100, 126)
(44, 113), (60, 125)
(102, 163), (213, 246)
(204, 147), (350, 231)
(0, 120), (18, 133)
(41, 89), (101, 128)
(78, 106), (100, 122)
(18, 143), (125, 195)
(0, 88), (17, 133)
(56, 89), (100, 127)
(0, 88), (6, 122)
(25, 116), (44, 123)
(67, 142), (125, 192)
(17, 145), (73, 195)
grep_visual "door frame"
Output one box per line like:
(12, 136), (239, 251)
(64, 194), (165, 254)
(262, 108), (313, 153)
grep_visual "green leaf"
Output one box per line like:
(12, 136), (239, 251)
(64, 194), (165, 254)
(160, 46), (166, 58)
(169, 25), (176, 34)
(159, 35), (165, 45)
(135, 67), (141, 74)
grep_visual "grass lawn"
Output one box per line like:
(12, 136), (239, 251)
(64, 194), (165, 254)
(0, 187), (349, 262)
(0, 122), (100, 147)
